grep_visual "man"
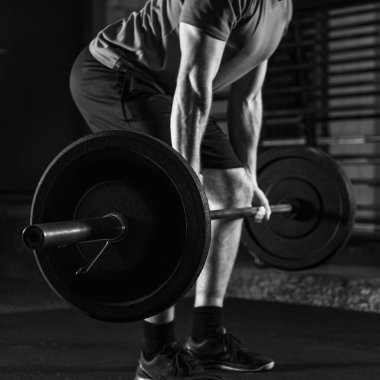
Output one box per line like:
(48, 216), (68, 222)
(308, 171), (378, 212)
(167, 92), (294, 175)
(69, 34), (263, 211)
(70, 0), (293, 379)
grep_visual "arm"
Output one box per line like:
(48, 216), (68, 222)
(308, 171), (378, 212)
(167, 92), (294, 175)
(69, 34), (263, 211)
(171, 23), (226, 174)
(228, 61), (268, 185)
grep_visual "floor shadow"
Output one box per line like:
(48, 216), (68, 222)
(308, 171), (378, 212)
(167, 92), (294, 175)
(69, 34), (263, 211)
(277, 361), (380, 372)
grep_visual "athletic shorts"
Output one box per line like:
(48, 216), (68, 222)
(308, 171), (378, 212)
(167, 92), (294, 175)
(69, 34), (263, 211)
(69, 47), (242, 169)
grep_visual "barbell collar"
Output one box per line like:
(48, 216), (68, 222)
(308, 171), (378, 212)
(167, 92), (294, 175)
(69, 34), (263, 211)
(23, 213), (127, 250)
(210, 204), (293, 220)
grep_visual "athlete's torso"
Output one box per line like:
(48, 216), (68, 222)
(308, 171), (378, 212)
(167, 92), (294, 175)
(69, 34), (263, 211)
(90, 0), (292, 94)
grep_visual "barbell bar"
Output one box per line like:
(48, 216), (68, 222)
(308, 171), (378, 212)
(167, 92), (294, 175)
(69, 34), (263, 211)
(210, 204), (293, 220)
(23, 204), (294, 250)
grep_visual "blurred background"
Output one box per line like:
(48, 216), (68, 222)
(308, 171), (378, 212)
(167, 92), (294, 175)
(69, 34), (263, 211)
(0, 0), (380, 314)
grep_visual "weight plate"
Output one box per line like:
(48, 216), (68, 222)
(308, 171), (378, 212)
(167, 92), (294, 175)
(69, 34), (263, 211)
(244, 147), (356, 270)
(30, 131), (211, 322)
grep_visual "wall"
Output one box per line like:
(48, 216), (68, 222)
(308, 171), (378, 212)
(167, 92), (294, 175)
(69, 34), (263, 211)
(326, 3), (380, 224)
(105, 0), (147, 24)
(0, 1), (88, 194)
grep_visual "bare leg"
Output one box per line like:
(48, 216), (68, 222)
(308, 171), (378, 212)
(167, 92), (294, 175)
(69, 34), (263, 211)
(186, 170), (275, 373)
(145, 307), (175, 324)
(145, 168), (251, 318)
(195, 168), (253, 307)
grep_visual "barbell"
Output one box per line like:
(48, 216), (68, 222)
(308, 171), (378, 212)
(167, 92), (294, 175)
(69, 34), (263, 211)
(22, 131), (356, 322)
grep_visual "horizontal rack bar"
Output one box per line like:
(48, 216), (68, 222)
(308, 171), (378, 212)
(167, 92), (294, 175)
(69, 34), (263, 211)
(328, 54), (380, 67)
(328, 5), (380, 19)
(290, 17), (380, 36)
(265, 90), (380, 100)
(269, 55), (380, 74)
(264, 106), (377, 117)
(266, 69), (380, 87)
(279, 31), (379, 50)
(351, 179), (380, 186)
(306, 113), (380, 122)
(294, 0), (377, 11)
(328, 66), (380, 77)
(293, 5), (380, 25)
(353, 223), (380, 236)
(318, 136), (380, 145)
(276, 43), (379, 63)
(261, 135), (380, 148)
(357, 204), (380, 211)
(263, 114), (380, 123)
(328, 43), (379, 55)
(213, 110), (380, 124)
(326, 90), (380, 99)
(264, 81), (376, 95)
(213, 106), (380, 123)
(264, 117), (304, 126)
(356, 217), (380, 224)
(328, 19), (379, 32)
(335, 157), (380, 165)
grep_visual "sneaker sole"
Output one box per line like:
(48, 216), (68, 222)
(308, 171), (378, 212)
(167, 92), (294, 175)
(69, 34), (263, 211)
(134, 365), (152, 380)
(134, 375), (151, 380)
(201, 360), (275, 372)
(134, 375), (150, 380)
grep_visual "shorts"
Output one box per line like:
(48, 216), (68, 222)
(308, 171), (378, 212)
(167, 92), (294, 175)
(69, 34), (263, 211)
(69, 47), (243, 169)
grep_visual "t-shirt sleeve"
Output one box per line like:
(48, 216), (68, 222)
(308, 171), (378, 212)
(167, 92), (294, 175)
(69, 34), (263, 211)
(180, 0), (249, 41)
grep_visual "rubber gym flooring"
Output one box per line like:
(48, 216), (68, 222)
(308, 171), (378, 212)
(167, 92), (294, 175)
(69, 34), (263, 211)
(1, 298), (380, 380)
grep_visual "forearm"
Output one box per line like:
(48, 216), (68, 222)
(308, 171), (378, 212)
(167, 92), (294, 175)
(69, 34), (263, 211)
(171, 77), (213, 174)
(228, 94), (263, 180)
(171, 23), (225, 173)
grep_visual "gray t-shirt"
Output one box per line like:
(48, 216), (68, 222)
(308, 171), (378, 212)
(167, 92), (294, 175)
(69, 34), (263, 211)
(90, 0), (292, 94)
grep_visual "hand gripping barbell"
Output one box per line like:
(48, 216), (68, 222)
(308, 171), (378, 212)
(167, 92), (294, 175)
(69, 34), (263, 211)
(22, 131), (355, 322)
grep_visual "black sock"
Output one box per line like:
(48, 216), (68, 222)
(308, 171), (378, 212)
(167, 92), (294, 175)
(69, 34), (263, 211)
(143, 321), (176, 360)
(191, 306), (223, 343)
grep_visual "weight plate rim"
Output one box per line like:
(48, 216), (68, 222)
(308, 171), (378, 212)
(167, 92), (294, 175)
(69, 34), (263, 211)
(31, 131), (211, 322)
(244, 147), (356, 270)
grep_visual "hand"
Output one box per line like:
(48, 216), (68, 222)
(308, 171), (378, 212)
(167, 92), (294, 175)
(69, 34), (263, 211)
(251, 185), (271, 223)
(243, 169), (271, 223)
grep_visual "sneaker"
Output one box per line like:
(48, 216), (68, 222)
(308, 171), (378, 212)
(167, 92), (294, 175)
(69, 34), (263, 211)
(134, 341), (224, 380)
(185, 326), (274, 372)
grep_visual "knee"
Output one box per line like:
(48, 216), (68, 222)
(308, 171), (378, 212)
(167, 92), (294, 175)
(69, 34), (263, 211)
(228, 172), (254, 207)
(204, 169), (254, 209)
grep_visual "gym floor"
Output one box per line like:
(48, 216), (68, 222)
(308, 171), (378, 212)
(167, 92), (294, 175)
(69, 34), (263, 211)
(1, 298), (380, 380)
(1, 199), (380, 379)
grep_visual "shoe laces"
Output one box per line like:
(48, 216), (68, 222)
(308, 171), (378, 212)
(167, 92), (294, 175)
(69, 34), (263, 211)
(162, 343), (199, 376)
(218, 329), (244, 360)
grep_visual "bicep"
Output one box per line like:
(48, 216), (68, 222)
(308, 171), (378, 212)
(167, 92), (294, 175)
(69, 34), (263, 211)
(178, 22), (226, 88)
(229, 61), (268, 102)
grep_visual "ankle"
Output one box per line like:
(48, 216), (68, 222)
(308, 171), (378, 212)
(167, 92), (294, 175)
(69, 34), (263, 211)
(191, 306), (223, 343)
(143, 320), (176, 360)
